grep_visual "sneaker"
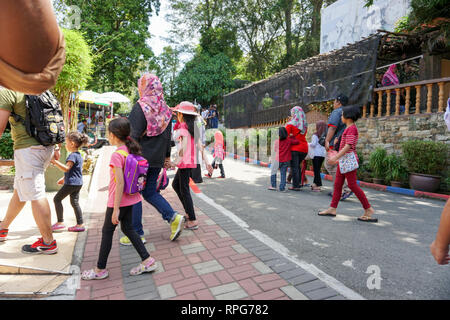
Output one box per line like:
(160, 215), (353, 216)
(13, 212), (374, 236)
(81, 268), (109, 280)
(52, 223), (66, 233)
(268, 187), (276, 191)
(68, 226), (86, 232)
(170, 214), (185, 241)
(22, 238), (58, 255)
(120, 236), (146, 246)
(0, 228), (8, 242)
(341, 191), (354, 201)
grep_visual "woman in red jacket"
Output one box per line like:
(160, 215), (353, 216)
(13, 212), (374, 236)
(285, 106), (309, 191)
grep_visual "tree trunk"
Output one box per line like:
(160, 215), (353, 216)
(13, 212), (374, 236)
(283, 0), (294, 67)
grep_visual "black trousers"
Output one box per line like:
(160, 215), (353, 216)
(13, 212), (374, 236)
(97, 205), (150, 269)
(190, 164), (203, 183)
(290, 151), (307, 188)
(54, 184), (83, 225)
(312, 156), (325, 187)
(172, 168), (196, 221)
(211, 159), (225, 178)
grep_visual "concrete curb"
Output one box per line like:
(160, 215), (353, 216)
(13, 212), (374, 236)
(206, 147), (449, 202)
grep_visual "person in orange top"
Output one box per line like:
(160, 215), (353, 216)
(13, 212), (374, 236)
(285, 106), (309, 191)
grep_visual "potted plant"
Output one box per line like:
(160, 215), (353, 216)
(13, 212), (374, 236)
(402, 140), (448, 193)
(385, 154), (408, 188)
(369, 147), (388, 185)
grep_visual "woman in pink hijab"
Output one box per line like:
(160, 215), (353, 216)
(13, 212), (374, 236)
(124, 73), (186, 245)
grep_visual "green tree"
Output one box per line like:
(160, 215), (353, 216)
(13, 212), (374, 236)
(155, 46), (181, 106)
(174, 52), (235, 107)
(60, 0), (160, 96)
(53, 28), (93, 132)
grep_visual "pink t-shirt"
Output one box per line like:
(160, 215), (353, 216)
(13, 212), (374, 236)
(174, 123), (197, 169)
(108, 145), (142, 208)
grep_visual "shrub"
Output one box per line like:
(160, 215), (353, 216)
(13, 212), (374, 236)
(401, 140), (448, 176)
(385, 154), (408, 183)
(368, 147), (388, 180)
(0, 131), (14, 159)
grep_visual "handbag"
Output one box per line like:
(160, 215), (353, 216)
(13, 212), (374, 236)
(305, 143), (315, 160)
(339, 152), (359, 174)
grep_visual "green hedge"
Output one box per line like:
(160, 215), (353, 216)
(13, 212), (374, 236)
(0, 131), (14, 159)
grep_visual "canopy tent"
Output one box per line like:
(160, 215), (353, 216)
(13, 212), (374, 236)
(97, 92), (130, 103)
(78, 90), (111, 106)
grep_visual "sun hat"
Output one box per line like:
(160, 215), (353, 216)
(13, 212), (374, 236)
(172, 101), (199, 116)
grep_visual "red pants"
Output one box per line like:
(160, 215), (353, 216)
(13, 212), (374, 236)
(331, 167), (371, 210)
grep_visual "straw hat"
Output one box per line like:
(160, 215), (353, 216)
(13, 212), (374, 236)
(172, 101), (199, 116)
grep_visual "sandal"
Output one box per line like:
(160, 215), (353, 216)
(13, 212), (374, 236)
(357, 216), (378, 223)
(318, 210), (336, 217)
(130, 257), (157, 276)
(81, 268), (109, 280)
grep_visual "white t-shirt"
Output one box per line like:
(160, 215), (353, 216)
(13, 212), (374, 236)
(309, 134), (326, 158)
(444, 99), (450, 132)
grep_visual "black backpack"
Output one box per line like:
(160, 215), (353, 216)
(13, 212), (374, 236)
(12, 91), (66, 146)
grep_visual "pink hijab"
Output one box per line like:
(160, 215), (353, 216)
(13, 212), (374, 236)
(138, 73), (172, 137)
(382, 65), (399, 87)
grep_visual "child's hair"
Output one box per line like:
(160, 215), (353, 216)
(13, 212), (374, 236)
(279, 127), (288, 140)
(67, 131), (89, 148)
(179, 113), (197, 137)
(108, 118), (142, 155)
(342, 105), (361, 122)
(315, 120), (327, 137)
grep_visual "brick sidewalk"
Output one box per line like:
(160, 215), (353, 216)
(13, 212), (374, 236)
(75, 185), (346, 301)
(73, 146), (347, 300)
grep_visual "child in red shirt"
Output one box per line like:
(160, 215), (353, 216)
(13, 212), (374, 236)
(269, 127), (299, 192)
(319, 106), (377, 222)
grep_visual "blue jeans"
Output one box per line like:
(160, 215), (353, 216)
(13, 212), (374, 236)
(271, 162), (289, 190)
(131, 167), (177, 236)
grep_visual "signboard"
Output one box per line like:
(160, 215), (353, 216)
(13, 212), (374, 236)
(320, 0), (410, 54)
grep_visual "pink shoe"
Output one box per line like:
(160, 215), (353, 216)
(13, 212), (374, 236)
(52, 223), (66, 232)
(68, 226), (85, 232)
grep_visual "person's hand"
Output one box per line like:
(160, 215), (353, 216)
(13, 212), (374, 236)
(334, 137), (339, 145)
(112, 208), (120, 225)
(430, 241), (450, 265)
(325, 140), (330, 152)
(57, 177), (64, 185)
(328, 157), (338, 165)
(54, 148), (61, 161)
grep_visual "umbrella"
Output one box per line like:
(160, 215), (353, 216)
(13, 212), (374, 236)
(97, 92), (130, 103)
(78, 90), (111, 106)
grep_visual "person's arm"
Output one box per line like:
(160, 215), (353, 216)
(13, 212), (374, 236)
(128, 104), (146, 141)
(112, 166), (124, 225)
(325, 126), (336, 152)
(430, 200), (450, 265)
(51, 158), (74, 173)
(0, 109), (10, 138)
(0, 0), (60, 73)
(328, 144), (351, 165)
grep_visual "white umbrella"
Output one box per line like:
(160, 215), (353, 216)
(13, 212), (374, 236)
(98, 92), (130, 103)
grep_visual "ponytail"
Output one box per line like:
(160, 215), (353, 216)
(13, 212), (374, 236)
(108, 118), (142, 155)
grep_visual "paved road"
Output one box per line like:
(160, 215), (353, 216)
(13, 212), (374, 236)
(194, 156), (450, 300)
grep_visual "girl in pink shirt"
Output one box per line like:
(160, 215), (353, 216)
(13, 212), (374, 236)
(82, 118), (157, 280)
(172, 102), (202, 230)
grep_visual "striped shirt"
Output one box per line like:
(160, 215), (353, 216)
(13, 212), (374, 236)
(339, 124), (359, 161)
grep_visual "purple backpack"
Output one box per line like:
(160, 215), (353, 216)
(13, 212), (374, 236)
(116, 150), (149, 195)
(156, 168), (169, 193)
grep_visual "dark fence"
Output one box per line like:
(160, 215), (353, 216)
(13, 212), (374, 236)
(224, 35), (381, 128)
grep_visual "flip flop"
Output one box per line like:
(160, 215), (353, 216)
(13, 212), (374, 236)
(318, 211), (336, 217)
(357, 216), (378, 223)
(185, 224), (199, 230)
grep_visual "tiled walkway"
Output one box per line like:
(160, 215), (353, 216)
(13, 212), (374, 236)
(75, 148), (346, 300)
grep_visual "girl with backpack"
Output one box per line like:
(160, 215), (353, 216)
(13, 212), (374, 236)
(51, 131), (89, 233)
(206, 130), (226, 179)
(172, 102), (203, 230)
(81, 118), (157, 280)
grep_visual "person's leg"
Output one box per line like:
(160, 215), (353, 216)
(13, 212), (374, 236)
(279, 162), (288, 191)
(31, 198), (54, 244)
(313, 157), (324, 188)
(131, 201), (144, 236)
(270, 160), (279, 188)
(119, 206), (151, 262)
(97, 208), (117, 270)
(142, 167), (177, 223)
(319, 167), (345, 216)
(53, 185), (71, 224)
(0, 189), (26, 230)
(300, 156), (307, 186)
(219, 164), (225, 178)
(291, 152), (301, 188)
(69, 186), (83, 226)
(345, 170), (373, 212)
(178, 169), (197, 226)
